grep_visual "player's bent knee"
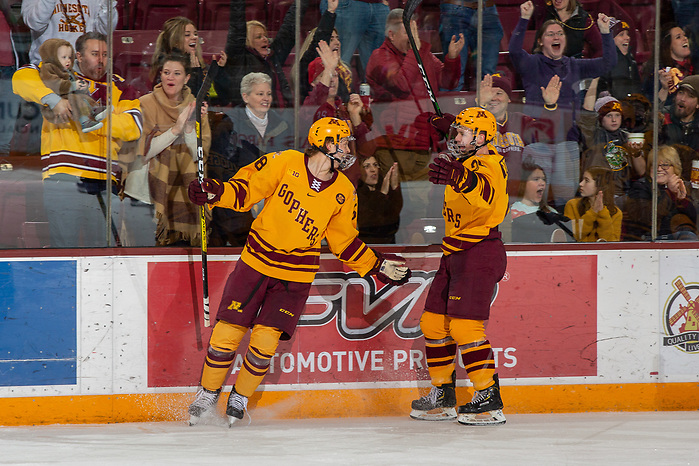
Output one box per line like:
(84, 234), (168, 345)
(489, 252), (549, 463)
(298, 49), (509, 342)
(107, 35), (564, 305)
(420, 311), (450, 339)
(449, 318), (486, 346)
(249, 324), (283, 355)
(210, 320), (249, 352)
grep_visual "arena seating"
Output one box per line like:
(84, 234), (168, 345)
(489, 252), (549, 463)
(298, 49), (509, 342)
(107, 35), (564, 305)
(130, 0), (199, 30)
(112, 30), (159, 97)
(112, 0), (672, 98)
(197, 30), (228, 60)
(198, 0), (268, 31)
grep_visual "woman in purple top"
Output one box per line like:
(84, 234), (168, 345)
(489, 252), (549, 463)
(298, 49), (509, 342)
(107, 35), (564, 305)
(508, 0), (616, 111)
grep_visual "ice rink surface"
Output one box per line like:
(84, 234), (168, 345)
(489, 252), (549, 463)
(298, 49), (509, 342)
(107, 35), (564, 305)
(1, 411), (697, 465)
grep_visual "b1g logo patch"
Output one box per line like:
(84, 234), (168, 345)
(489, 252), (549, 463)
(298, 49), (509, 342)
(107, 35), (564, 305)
(662, 277), (699, 354)
(336, 193), (345, 204)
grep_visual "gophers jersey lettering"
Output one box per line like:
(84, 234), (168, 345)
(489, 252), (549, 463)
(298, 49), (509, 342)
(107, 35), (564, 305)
(212, 150), (378, 283)
(441, 145), (509, 254)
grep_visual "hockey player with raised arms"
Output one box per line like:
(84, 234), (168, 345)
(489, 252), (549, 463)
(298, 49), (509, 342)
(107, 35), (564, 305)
(187, 117), (411, 426)
(410, 108), (508, 426)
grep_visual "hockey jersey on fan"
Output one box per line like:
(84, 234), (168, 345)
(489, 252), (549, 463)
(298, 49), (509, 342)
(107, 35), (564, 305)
(12, 64), (142, 182)
(212, 150), (378, 283)
(22, 0), (118, 65)
(441, 145), (509, 254)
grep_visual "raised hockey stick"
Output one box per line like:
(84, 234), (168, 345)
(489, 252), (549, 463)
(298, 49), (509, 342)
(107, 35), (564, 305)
(403, 0), (442, 117)
(194, 62), (219, 327)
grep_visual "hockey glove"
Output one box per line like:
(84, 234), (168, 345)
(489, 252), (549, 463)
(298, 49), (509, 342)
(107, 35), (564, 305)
(429, 112), (456, 138)
(428, 156), (473, 192)
(536, 209), (570, 226)
(188, 178), (224, 206)
(370, 251), (411, 286)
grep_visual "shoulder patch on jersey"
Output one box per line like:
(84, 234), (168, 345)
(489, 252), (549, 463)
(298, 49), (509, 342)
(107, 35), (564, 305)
(336, 193), (345, 205)
(469, 158), (484, 171)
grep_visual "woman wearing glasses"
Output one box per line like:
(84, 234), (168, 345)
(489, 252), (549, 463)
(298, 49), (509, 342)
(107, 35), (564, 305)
(623, 145), (697, 241)
(509, 1), (616, 110)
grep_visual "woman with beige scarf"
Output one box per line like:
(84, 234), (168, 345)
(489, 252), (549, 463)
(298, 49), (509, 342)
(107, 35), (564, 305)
(137, 53), (211, 246)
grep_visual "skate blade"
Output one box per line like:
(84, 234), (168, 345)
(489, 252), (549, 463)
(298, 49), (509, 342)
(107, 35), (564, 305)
(457, 409), (506, 426)
(409, 407), (457, 421)
(228, 415), (242, 427)
(188, 415), (201, 426)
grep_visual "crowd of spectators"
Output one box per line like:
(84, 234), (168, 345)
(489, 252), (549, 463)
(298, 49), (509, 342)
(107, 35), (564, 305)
(2, 0), (698, 248)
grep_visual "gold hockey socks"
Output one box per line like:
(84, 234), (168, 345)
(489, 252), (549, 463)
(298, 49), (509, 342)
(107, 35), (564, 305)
(200, 321), (248, 391)
(459, 339), (495, 391)
(449, 318), (494, 391)
(420, 312), (458, 385)
(234, 325), (282, 398)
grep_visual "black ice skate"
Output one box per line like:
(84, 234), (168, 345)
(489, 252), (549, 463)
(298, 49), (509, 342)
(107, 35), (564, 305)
(410, 373), (457, 421)
(227, 387), (248, 427)
(188, 387), (221, 425)
(457, 374), (506, 426)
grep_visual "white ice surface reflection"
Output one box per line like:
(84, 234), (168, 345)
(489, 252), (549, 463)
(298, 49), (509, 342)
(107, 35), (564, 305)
(1, 412), (697, 465)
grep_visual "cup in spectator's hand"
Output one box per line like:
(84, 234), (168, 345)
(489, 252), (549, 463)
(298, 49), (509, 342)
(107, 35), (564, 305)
(627, 133), (644, 146)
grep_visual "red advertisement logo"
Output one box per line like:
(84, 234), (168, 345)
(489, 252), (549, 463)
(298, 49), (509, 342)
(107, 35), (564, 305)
(148, 255), (597, 387)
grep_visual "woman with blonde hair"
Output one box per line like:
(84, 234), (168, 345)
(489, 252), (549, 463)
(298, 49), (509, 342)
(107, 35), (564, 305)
(564, 166), (622, 241)
(623, 145), (697, 241)
(216, 0), (308, 107)
(151, 16), (227, 97)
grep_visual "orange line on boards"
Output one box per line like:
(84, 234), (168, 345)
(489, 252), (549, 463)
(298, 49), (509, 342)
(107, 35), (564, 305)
(1, 383), (698, 426)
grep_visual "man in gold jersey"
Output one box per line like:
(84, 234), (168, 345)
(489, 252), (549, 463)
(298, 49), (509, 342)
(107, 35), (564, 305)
(186, 117), (411, 427)
(410, 108), (508, 426)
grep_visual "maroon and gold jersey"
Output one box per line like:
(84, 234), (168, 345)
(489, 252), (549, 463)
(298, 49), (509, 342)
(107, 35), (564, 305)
(212, 150), (378, 283)
(441, 145), (509, 254)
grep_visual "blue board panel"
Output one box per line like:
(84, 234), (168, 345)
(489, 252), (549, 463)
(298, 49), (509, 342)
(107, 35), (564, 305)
(0, 260), (77, 386)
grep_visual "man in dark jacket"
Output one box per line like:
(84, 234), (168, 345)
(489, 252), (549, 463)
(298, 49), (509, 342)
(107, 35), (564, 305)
(661, 74), (699, 152)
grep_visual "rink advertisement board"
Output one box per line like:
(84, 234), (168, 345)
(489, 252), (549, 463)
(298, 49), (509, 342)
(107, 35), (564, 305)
(147, 254), (597, 388)
(4, 247), (699, 426)
(658, 251), (699, 376)
(0, 260), (77, 387)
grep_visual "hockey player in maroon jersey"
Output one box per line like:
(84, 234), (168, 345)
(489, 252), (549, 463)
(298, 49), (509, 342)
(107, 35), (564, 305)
(187, 117), (411, 426)
(410, 108), (508, 426)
